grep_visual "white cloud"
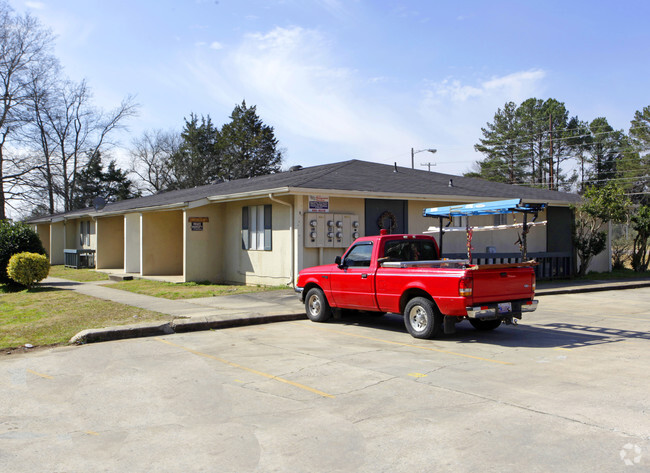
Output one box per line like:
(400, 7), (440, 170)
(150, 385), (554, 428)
(179, 26), (548, 172)
(25, 1), (45, 9)
(209, 41), (223, 50)
(184, 26), (422, 165)
(417, 69), (547, 173)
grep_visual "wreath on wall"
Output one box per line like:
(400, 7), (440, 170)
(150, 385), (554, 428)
(377, 211), (398, 233)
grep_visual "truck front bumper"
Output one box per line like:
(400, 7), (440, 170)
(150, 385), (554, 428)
(294, 286), (304, 301)
(466, 300), (538, 319)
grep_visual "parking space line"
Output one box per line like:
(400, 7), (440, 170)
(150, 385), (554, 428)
(154, 338), (335, 399)
(26, 369), (53, 379)
(295, 324), (513, 365)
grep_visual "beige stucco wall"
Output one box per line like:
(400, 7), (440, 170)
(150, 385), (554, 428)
(60, 218), (96, 250)
(299, 196), (365, 270)
(36, 224), (50, 257)
(96, 216), (124, 269)
(184, 204), (224, 283)
(141, 210), (183, 275)
(50, 221), (65, 265)
(221, 197), (293, 285)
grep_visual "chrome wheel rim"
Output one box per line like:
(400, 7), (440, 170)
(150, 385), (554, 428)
(308, 294), (321, 316)
(408, 305), (428, 332)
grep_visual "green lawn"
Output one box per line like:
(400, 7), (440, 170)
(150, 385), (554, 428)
(0, 284), (170, 350)
(104, 279), (288, 300)
(48, 265), (110, 282)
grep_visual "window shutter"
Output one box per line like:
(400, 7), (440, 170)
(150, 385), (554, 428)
(242, 206), (249, 250)
(264, 204), (272, 251)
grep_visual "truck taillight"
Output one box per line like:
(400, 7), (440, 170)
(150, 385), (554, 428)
(459, 276), (473, 297)
(532, 274), (536, 292)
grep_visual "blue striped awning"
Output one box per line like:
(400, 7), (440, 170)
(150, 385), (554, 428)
(423, 199), (546, 218)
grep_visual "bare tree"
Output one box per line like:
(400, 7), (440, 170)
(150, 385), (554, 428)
(129, 129), (180, 194)
(0, 1), (55, 219)
(25, 78), (138, 212)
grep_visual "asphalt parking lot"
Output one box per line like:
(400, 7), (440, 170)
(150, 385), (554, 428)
(1, 288), (649, 472)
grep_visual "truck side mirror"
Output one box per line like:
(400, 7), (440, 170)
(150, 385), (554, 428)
(335, 256), (343, 268)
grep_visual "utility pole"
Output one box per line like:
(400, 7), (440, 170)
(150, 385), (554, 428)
(549, 114), (554, 190)
(411, 148), (437, 169)
(420, 162), (436, 172)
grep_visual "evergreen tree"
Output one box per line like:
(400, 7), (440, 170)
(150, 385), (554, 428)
(218, 101), (283, 181)
(473, 102), (527, 184)
(72, 152), (139, 209)
(587, 117), (626, 188)
(167, 114), (221, 189)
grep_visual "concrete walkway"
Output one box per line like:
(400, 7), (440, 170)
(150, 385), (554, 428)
(43, 277), (305, 344)
(41, 275), (650, 345)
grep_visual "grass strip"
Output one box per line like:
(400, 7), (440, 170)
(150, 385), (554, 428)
(0, 285), (170, 350)
(104, 279), (288, 300)
(48, 265), (110, 282)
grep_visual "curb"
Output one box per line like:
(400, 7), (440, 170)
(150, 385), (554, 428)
(536, 280), (650, 296)
(70, 313), (307, 345)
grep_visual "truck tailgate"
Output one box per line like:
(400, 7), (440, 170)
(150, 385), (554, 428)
(470, 266), (534, 302)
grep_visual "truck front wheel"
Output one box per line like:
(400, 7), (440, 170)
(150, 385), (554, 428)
(305, 288), (332, 323)
(404, 297), (443, 339)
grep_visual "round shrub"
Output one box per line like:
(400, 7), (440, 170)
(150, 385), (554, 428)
(7, 252), (51, 288)
(0, 220), (47, 284)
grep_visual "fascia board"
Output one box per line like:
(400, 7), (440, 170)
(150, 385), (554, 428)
(87, 202), (189, 218)
(286, 188), (578, 207)
(206, 187), (290, 202)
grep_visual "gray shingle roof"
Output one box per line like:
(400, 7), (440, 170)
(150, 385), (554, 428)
(27, 160), (580, 222)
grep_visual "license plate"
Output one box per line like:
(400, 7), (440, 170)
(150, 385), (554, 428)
(498, 302), (512, 314)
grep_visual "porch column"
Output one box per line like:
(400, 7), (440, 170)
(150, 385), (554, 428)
(124, 213), (141, 274)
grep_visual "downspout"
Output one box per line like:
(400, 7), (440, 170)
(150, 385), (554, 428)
(269, 193), (294, 287)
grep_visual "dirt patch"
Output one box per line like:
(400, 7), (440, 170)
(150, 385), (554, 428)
(2, 343), (64, 357)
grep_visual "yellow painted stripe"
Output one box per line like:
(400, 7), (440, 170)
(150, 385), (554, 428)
(154, 338), (334, 399)
(26, 369), (53, 379)
(85, 431), (100, 436)
(408, 373), (428, 378)
(294, 323), (513, 365)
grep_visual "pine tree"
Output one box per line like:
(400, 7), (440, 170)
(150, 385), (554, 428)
(72, 152), (139, 209)
(218, 101), (283, 181)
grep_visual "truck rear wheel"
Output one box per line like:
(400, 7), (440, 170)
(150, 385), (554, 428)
(305, 288), (332, 322)
(469, 318), (502, 331)
(404, 297), (443, 339)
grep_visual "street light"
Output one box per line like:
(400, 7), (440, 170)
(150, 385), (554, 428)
(411, 148), (437, 169)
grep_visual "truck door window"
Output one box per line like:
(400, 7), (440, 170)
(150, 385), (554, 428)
(344, 243), (373, 267)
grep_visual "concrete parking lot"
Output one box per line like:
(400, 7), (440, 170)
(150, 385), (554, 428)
(1, 288), (649, 472)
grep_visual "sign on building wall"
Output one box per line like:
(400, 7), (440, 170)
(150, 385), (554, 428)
(308, 195), (329, 212)
(189, 217), (209, 231)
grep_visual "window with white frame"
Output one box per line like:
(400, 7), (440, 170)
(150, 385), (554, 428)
(80, 221), (91, 246)
(242, 205), (272, 250)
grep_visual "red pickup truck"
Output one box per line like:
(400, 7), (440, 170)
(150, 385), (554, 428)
(296, 232), (538, 339)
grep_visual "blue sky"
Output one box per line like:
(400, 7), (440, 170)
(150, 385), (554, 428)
(9, 0), (650, 175)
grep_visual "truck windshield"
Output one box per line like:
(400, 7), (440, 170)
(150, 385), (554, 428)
(383, 239), (438, 261)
